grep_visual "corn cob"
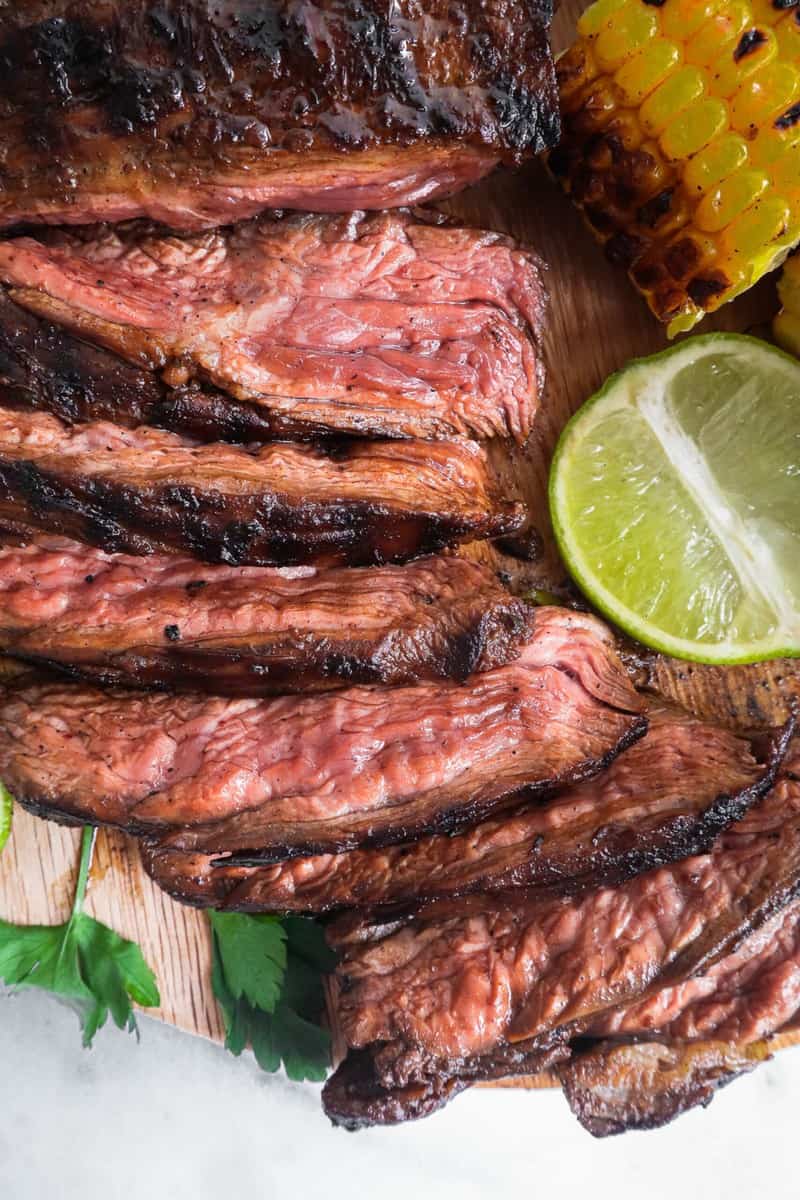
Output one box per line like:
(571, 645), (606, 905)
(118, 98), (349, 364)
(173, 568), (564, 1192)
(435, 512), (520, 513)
(774, 250), (800, 354)
(550, 0), (800, 335)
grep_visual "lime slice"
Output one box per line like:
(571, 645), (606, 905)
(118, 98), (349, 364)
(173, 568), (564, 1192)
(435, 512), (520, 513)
(549, 334), (800, 664)
(0, 783), (12, 854)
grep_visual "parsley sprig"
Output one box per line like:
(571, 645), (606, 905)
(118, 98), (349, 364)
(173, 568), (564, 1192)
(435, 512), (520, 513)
(0, 825), (160, 1043)
(210, 912), (335, 1082)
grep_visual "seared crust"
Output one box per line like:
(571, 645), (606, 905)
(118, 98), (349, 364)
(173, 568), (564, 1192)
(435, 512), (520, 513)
(0, 407), (522, 567)
(557, 1040), (770, 1138)
(0, 1), (559, 228)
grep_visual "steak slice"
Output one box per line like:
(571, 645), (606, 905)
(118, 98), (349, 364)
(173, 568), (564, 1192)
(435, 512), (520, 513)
(322, 741), (800, 1128)
(0, 609), (645, 858)
(141, 708), (780, 913)
(0, 536), (532, 694)
(0, 209), (546, 442)
(0, 1), (558, 230)
(0, 406), (522, 567)
(0, 290), (307, 443)
(557, 1040), (770, 1138)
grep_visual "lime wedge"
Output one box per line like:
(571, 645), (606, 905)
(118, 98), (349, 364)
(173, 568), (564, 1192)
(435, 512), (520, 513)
(0, 783), (12, 854)
(549, 334), (800, 664)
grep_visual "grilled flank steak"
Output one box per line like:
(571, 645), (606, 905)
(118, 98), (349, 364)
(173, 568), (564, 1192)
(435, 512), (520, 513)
(0, 210), (546, 442)
(0, 537), (533, 694)
(0, 1), (558, 229)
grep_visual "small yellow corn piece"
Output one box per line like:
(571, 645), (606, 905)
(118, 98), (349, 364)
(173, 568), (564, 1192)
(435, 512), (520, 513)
(549, 0), (800, 335)
(774, 252), (800, 357)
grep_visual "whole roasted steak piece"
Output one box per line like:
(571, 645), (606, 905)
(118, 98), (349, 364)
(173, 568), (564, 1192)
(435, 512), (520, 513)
(0, 1), (559, 229)
(0, 536), (533, 694)
(0, 609), (645, 859)
(0, 210), (546, 442)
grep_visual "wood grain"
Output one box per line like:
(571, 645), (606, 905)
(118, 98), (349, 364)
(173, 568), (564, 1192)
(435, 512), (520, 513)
(1, 0), (798, 1081)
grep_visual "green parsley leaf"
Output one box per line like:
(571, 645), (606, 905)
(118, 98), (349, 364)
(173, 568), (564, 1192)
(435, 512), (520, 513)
(0, 826), (160, 1044)
(210, 912), (334, 1082)
(0, 782), (12, 854)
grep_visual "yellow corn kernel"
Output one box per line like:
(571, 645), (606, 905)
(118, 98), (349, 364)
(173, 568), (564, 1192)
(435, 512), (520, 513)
(724, 196), (793, 269)
(640, 66), (706, 135)
(775, 11), (800, 62)
(614, 39), (681, 106)
(557, 43), (600, 105)
(713, 27), (778, 98)
(660, 97), (729, 160)
(685, 2), (751, 66)
(731, 61), (800, 132)
(750, 0), (789, 27)
(695, 167), (771, 231)
(662, 0), (727, 41)
(749, 124), (800, 171)
(594, 6), (660, 71)
(577, 0), (631, 39)
(684, 133), (750, 194)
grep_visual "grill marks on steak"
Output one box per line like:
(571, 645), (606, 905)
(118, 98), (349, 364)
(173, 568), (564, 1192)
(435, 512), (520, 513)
(140, 708), (778, 914)
(322, 740), (800, 1128)
(0, 1), (558, 229)
(0, 537), (532, 694)
(0, 609), (645, 859)
(0, 210), (546, 442)
(0, 406), (522, 567)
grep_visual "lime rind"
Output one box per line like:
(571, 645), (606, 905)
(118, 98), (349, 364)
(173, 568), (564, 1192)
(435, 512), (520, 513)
(549, 333), (800, 665)
(0, 783), (12, 854)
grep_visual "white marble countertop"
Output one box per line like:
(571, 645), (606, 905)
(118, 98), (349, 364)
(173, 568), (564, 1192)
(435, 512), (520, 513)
(2, 987), (795, 1200)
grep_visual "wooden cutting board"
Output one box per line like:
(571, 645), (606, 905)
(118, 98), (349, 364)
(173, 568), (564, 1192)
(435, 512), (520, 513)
(1, 0), (799, 1079)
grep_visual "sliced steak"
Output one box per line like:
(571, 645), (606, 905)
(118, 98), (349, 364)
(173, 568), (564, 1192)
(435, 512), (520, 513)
(0, 210), (546, 442)
(0, 536), (532, 694)
(0, 1), (558, 229)
(557, 1040), (770, 1138)
(0, 290), (305, 443)
(0, 609), (645, 858)
(142, 708), (780, 913)
(323, 741), (800, 1128)
(0, 406), (522, 567)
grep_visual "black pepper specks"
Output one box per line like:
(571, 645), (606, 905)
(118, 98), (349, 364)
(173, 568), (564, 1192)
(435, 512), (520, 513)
(164, 624), (181, 641)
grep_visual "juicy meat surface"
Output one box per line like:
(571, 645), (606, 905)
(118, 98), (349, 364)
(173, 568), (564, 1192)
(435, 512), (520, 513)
(0, 405), (522, 567)
(0, 1), (558, 229)
(142, 708), (778, 913)
(0, 536), (533, 694)
(0, 609), (645, 859)
(557, 1041), (770, 1138)
(0, 289), (307, 443)
(323, 742), (800, 1127)
(0, 210), (546, 441)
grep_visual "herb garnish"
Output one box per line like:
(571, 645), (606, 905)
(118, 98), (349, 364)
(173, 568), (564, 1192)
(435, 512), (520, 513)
(0, 825), (160, 1043)
(209, 912), (335, 1082)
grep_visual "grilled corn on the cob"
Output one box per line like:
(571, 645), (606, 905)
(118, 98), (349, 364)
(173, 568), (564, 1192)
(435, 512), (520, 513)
(551, 0), (800, 335)
(774, 251), (800, 354)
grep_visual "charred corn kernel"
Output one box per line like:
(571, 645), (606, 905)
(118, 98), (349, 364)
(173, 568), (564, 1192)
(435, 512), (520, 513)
(714, 28), (778, 98)
(685, 2), (751, 66)
(614, 40), (681, 105)
(549, 0), (800, 335)
(774, 253), (800, 356)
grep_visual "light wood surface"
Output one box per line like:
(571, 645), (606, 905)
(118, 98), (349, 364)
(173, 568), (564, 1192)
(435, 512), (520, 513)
(1, 0), (799, 1081)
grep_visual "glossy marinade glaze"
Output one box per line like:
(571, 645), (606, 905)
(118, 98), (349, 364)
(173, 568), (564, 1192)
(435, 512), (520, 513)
(0, 0), (559, 228)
